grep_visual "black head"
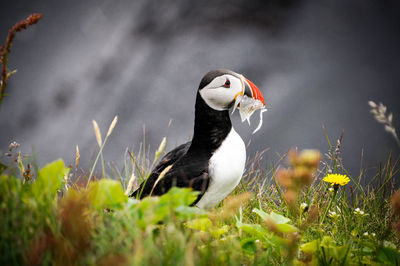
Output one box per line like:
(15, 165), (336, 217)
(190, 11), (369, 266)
(198, 69), (265, 111)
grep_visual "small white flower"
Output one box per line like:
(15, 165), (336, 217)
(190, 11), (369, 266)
(354, 208), (368, 216)
(372, 233), (376, 237)
(300, 202), (308, 211)
(329, 211), (339, 219)
(363, 232), (369, 236)
(329, 187), (334, 192)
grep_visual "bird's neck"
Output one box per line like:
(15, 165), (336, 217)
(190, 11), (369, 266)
(189, 92), (232, 153)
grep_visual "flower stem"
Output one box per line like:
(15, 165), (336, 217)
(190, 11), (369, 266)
(320, 187), (338, 224)
(86, 134), (111, 188)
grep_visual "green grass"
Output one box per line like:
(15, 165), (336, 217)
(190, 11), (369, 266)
(1, 127), (399, 265)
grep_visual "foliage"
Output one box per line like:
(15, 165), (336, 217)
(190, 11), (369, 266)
(1, 131), (400, 266)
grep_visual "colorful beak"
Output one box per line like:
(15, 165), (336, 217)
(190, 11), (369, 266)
(243, 77), (265, 106)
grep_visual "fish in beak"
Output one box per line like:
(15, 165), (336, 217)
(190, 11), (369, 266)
(232, 75), (267, 134)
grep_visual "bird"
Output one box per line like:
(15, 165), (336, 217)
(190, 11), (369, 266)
(130, 69), (265, 209)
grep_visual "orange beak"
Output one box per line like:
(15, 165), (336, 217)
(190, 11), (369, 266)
(243, 78), (265, 106)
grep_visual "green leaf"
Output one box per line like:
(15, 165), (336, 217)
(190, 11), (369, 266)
(252, 208), (297, 233)
(236, 221), (268, 238)
(301, 240), (318, 254)
(136, 196), (161, 228)
(185, 218), (213, 231)
(88, 179), (127, 209)
(252, 208), (268, 220)
(185, 218), (228, 238)
(210, 225), (229, 238)
(175, 205), (207, 219)
(268, 211), (291, 224)
(276, 223), (298, 233)
(32, 159), (68, 198)
(320, 236), (334, 246)
(159, 187), (199, 207)
(378, 247), (400, 265)
(241, 237), (258, 254)
(301, 237), (351, 264)
(252, 208), (291, 224)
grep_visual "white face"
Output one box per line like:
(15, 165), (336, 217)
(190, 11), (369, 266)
(199, 74), (244, 111)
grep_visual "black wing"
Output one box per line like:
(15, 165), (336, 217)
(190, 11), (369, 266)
(129, 141), (190, 198)
(129, 141), (210, 206)
(151, 142), (191, 176)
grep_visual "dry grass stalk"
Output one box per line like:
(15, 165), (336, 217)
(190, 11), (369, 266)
(75, 145), (80, 169)
(155, 137), (167, 158)
(92, 120), (102, 147)
(150, 165), (173, 196)
(369, 101), (400, 147)
(106, 116), (118, 137)
(125, 172), (139, 196)
(87, 116), (118, 187)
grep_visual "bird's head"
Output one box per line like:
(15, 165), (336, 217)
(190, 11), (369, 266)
(198, 69), (265, 111)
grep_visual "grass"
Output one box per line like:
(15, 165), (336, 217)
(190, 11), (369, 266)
(1, 122), (399, 265)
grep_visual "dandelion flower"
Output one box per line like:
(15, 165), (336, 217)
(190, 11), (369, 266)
(320, 174), (349, 224)
(322, 173), (350, 186)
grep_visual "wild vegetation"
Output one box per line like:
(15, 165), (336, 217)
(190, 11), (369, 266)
(1, 13), (400, 266)
(1, 117), (399, 265)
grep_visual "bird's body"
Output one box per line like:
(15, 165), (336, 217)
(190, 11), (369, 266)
(196, 128), (245, 209)
(130, 69), (265, 209)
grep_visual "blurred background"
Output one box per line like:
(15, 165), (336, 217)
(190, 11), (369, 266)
(1, 0), (399, 179)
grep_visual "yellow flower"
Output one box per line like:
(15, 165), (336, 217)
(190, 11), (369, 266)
(322, 174), (350, 186)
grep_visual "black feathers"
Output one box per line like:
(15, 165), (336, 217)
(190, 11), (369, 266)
(129, 142), (192, 198)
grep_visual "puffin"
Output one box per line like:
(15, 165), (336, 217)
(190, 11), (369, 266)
(130, 69), (265, 209)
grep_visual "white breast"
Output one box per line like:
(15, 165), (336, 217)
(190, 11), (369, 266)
(196, 128), (246, 209)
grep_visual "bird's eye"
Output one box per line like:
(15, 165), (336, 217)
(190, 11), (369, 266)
(223, 79), (231, 88)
